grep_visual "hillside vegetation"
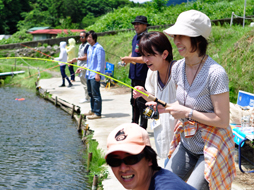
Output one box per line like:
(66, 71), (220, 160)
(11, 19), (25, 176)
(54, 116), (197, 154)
(1, 0), (254, 45)
(87, 0), (254, 32)
(1, 0), (254, 103)
(1, 24), (253, 103)
(97, 24), (254, 103)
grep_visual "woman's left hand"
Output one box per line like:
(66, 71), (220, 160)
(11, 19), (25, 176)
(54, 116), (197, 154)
(165, 102), (191, 120)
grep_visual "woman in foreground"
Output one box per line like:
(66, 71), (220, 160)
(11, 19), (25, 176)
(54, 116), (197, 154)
(151, 10), (235, 190)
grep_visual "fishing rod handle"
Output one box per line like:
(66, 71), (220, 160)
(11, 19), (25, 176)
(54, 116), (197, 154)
(147, 94), (169, 108)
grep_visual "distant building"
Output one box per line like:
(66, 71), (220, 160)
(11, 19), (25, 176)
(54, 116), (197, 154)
(27, 26), (52, 33)
(0, 35), (12, 40)
(29, 29), (85, 41)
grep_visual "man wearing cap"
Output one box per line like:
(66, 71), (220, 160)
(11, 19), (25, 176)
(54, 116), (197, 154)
(105, 123), (197, 190)
(121, 16), (149, 130)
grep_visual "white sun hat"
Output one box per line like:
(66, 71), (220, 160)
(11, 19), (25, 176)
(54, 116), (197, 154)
(164, 10), (211, 39)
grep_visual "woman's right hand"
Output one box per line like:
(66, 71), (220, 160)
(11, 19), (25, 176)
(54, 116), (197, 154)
(145, 101), (168, 114)
(133, 86), (145, 99)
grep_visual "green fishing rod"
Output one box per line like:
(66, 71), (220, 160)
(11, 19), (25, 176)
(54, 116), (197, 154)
(0, 57), (169, 107)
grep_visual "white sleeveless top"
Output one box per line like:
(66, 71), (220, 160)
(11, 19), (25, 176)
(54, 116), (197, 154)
(145, 69), (177, 158)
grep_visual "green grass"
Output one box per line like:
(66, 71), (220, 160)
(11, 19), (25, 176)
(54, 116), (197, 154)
(1, 24), (254, 102)
(97, 25), (254, 104)
(86, 0), (254, 32)
(84, 134), (108, 188)
(0, 56), (60, 88)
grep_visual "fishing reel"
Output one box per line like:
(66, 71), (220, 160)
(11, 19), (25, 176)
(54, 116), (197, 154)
(118, 61), (126, 67)
(143, 105), (159, 120)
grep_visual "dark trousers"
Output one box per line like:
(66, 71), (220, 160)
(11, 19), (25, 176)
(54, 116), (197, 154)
(60, 65), (71, 85)
(131, 79), (147, 129)
(87, 78), (102, 116)
(68, 65), (75, 81)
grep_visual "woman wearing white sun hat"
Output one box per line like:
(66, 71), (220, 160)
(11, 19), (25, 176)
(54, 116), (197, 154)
(150, 10), (236, 190)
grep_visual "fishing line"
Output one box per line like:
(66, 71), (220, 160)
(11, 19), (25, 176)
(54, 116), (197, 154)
(20, 44), (77, 81)
(103, 49), (121, 59)
(0, 57), (169, 107)
(21, 44), (53, 58)
(0, 57), (147, 95)
(105, 49), (136, 65)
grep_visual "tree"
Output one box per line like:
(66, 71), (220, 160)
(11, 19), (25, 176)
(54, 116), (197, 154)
(0, 0), (31, 34)
(2, 0), (139, 34)
(151, 0), (168, 11)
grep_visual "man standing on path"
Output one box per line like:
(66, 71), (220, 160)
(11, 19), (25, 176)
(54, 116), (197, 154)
(71, 31), (90, 103)
(121, 16), (149, 129)
(105, 123), (197, 190)
(84, 30), (105, 120)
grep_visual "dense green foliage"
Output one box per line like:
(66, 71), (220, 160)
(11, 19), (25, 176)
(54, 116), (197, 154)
(1, 0), (254, 101)
(0, 0), (31, 34)
(87, 0), (254, 32)
(0, 0), (139, 34)
(1, 0), (254, 45)
(0, 30), (33, 45)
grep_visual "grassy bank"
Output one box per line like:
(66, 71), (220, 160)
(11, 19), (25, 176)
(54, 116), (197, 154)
(87, 0), (254, 32)
(84, 134), (108, 189)
(0, 57), (59, 88)
(1, 24), (254, 101)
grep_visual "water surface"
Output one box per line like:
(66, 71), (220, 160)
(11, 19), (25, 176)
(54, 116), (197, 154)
(0, 87), (89, 189)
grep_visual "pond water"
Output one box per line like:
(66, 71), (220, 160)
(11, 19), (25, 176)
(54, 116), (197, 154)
(0, 87), (89, 189)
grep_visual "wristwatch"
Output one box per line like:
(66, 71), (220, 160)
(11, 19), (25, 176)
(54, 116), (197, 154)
(188, 109), (193, 120)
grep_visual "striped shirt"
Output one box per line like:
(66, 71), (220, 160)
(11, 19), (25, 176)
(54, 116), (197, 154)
(172, 56), (229, 154)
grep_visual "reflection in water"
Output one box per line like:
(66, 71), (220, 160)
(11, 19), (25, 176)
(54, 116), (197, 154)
(0, 87), (89, 189)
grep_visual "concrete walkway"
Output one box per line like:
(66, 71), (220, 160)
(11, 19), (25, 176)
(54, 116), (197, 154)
(38, 77), (246, 190)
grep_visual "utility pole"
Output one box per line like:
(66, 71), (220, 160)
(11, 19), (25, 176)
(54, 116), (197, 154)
(243, 0), (246, 27)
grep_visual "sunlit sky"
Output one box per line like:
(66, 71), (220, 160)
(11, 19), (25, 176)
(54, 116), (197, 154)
(130, 0), (151, 3)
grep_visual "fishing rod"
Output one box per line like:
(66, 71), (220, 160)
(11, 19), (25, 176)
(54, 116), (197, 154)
(21, 44), (79, 80)
(103, 49), (121, 59)
(102, 49), (136, 65)
(21, 44), (54, 58)
(22, 43), (135, 67)
(0, 57), (168, 107)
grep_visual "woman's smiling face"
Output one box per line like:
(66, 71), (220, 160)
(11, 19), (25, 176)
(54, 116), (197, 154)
(173, 35), (194, 58)
(142, 48), (169, 72)
(110, 151), (152, 190)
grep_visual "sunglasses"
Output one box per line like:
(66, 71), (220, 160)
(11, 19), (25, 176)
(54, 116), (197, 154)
(80, 36), (85, 39)
(106, 152), (145, 167)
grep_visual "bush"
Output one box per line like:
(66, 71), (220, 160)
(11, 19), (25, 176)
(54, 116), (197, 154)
(86, 0), (254, 32)
(0, 29), (33, 45)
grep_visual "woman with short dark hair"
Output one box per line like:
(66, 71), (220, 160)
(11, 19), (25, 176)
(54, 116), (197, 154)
(133, 31), (176, 162)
